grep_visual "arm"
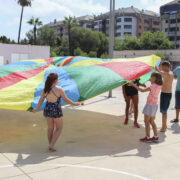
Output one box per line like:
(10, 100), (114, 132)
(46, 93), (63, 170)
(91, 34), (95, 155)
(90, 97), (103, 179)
(129, 82), (150, 92)
(139, 83), (146, 88)
(155, 65), (161, 73)
(33, 90), (45, 112)
(59, 88), (80, 106)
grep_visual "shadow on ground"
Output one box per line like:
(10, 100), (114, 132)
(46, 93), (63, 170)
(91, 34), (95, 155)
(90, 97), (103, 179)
(0, 108), (166, 166)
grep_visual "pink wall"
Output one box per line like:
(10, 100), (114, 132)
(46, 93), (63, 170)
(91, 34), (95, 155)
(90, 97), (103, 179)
(0, 43), (50, 64)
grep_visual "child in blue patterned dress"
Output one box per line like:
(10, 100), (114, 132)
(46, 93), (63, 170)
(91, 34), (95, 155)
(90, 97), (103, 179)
(33, 73), (80, 151)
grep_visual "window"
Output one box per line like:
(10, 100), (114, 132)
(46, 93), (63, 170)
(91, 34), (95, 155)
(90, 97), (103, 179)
(86, 24), (92, 29)
(124, 25), (132, 29)
(144, 19), (149, 24)
(153, 21), (160, 25)
(116, 25), (121, 30)
(165, 28), (168, 32)
(116, 32), (121, 37)
(169, 13), (177, 18)
(139, 25), (141, 29)
(177, 36), (180, 40)
(124, 32), (132, 35)
(116, 18), (121, 23)
(94, 22), (98, 26)
(106, 19), (110, 24)
(169, 36), (175, 41)
(152, 28), (159, 32)
(139, 33), (141, 36)
(139, 19), (142, 23)
(170, 27), (176, 31)
(176, 44), (180, 49)
(124, 18), (132, 22)
(99, 21), (102, 25)
(144, 26), (149, 31)
(178, 19), (180, 23)
(170, 19), (176, 24)
(106, 27), (109, 31)
(165, 20), (168, 23)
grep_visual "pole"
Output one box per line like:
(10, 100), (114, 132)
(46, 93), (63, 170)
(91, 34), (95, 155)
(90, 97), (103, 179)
(108, 0), (115, 98)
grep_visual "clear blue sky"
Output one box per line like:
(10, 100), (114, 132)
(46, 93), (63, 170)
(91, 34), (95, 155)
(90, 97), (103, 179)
(0, 0), (170, 41)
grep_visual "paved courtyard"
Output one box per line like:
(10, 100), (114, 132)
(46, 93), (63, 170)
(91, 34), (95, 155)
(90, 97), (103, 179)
(0, 82), (180, 180)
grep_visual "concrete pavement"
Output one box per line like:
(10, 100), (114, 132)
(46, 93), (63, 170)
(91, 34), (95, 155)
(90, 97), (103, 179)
(0, 85), (180, 180)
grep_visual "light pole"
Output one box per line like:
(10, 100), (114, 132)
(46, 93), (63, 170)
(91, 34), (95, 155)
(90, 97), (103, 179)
(108, 0), (115, 98)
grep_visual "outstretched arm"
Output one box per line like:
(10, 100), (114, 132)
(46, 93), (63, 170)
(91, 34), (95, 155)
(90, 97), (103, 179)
(59, 88), (80, 106)
(129, 82), (150, 92)
(33, 90), (45, 112)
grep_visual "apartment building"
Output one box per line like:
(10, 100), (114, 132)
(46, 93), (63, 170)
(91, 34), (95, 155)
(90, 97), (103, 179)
(94, 6), (160, 38)
(47, 15), (94, 38)
(47, 7), (160, 39)
(160, 0), (180, 49)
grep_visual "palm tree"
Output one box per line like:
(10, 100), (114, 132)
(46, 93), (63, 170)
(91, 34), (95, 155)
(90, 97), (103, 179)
(63, 16), (78, 55)
(17, 0), (32, 44)
(27, 17), (43, 44)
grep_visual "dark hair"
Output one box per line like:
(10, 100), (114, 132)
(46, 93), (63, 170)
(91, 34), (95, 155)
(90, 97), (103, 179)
(44, 73), (58, 94)
(151, 72), (163, 86)
(162, 61), (171, 68)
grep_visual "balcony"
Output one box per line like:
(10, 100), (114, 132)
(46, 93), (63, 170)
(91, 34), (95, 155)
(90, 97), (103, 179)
(168, 31), (176, 35)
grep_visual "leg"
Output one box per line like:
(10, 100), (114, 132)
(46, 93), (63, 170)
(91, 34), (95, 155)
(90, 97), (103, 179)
(176, 109), (180, 120)
(46, 118), (54, 144)
(144, 115), (151, 137)
(129, 100), (134, 114)
(132, 95), (139, 124)
(49, 117), (63, 150)
(124, 96), (131, 124)
(150, 117), (158, 137)
(171, 91), (180, 123)
(160, 93), (170, 132)
(160, 114), (167, 132)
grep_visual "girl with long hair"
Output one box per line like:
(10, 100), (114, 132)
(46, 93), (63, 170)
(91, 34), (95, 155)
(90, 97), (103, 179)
(33, 72), (80, 151)
(130, 72), (163, 143)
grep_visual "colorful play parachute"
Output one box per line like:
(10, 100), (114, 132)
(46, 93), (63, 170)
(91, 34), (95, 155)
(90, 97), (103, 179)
(0, 55), (160, 111)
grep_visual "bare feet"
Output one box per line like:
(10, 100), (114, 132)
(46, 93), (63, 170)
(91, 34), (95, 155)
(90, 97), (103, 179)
(49, 146), (56, 152)
(160, 127), (167, 132)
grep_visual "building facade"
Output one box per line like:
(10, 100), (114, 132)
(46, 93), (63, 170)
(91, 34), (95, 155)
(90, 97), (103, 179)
(47, 7), (160, 39)
(47, 15), (94, 39)
(0, 44), (50, 65)
(94, 7), (160, 38)
(160, 0), (180, 49)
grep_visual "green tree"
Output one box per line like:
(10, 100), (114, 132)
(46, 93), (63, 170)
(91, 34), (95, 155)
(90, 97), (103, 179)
(74, 47), (83, 56)
(26, 26), (58, 46)
(71, 27), (108, 57)
(63, 16), (78, 55)
(114, 31), (174, 50)
(17, 0), (32, 44)
(27, 17), (43, 44)
(51, 37), (69, 56)
(88, 51), (97, 57)
(0, 36), (16, 44)
(100, 52), (109, 59)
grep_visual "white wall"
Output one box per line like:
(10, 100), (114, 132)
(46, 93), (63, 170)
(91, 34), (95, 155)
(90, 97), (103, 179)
(114, 49), (180, 68)
(0, 43), (50, 65)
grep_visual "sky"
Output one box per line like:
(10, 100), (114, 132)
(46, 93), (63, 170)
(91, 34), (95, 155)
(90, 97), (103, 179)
(0, 0), (171, 41)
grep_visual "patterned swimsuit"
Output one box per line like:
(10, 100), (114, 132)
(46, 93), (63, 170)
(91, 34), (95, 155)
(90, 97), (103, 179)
(43, 89), (63, 118)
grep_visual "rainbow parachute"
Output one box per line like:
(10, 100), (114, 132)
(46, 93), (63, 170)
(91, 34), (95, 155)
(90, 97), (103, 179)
(0, 55), (160, 111)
